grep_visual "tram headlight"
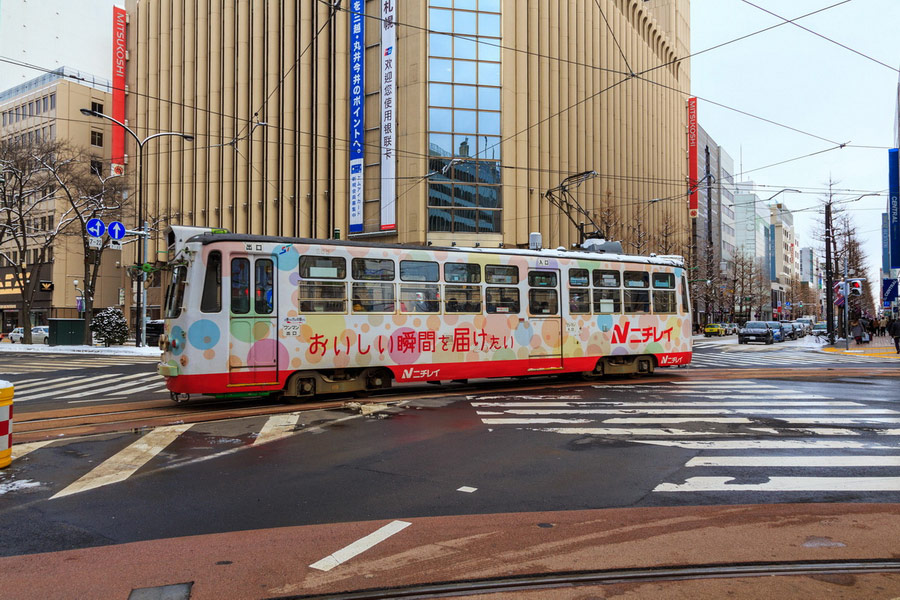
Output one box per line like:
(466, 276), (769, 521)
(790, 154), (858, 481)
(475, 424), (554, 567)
(159, 334), (169, 351)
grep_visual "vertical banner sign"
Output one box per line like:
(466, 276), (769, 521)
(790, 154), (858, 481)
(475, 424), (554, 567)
(890, 149), (900, 269)
(380, 0), (397, 231)
(348, 0), (365, 234)
(687, 97), (698, 218)
(111, 6), (127, 177)
(883, 212), (891, 275)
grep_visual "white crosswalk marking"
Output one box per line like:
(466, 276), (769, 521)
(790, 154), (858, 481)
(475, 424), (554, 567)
(6, 372), (168, 402)
(254, 413), (302, 445)
(470, 381), (900, 497)
(51, 424), (193, 499)
(687, 349), (887, 368)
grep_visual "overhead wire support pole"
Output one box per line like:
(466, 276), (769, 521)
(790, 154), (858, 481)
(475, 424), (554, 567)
(543, 170), (601, 246)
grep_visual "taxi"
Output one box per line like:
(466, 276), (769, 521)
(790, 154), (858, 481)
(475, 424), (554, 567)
(704, 323), (726, 337)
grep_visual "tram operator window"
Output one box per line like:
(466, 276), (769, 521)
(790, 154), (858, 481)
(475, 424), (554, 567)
(592, 269), (621, 314)
(623, 270), (650, 313)
(529, 289), (558, 315)
(165, 265), (188, 318)
(652, 272), (677, 314)
(299, 256), (347, 312)
(255, 259), (274, 314)
(230, 258), (251, 314)
(200, 251), (222, 313)
(444, 263), (481, 284)
(568, 269), (590, 314)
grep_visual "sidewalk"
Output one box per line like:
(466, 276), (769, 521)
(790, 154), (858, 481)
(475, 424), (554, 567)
(0, 339), (160, 357)
(822, 334), (900, 359)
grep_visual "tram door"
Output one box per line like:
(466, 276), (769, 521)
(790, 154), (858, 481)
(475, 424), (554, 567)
(526, 268), (563, 368)
(228, 254), (279, 385)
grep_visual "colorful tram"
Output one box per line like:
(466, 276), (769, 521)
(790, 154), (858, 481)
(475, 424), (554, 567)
(157, 227), (692, 402)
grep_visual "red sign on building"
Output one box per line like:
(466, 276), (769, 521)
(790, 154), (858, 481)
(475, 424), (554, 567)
(111, 6), (127, 175)
(687, 97), (698, 218)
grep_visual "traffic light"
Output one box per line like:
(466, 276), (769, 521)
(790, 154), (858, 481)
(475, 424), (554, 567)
(848, 279), (863, 297)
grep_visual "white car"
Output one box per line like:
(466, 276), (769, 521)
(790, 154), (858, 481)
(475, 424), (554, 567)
(9, 326), (49, 344)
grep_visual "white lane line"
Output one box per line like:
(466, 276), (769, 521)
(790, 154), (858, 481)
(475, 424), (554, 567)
(668, 380), (758, 385)
(10, 440), (55, 460)
(9, 375), (101, 396)
(632, 439), (896, 450)
(102, 380), (168, 397)
(478, 408), (895, 415)
(254, 413), (302, 445)
(309, 520), (411, 572)
(686, 456), (900, 467)
(532, 427), (752, 437)
(62, 373), (153, 399)
(480, 418), (593, 425)
(470, 401), (857, 408)
(50, 424), (193, 499)
(654, 477), (900, 492)
(1, 376), (54, 389)
(603, 417), (900, 425)
(457, 486), (477, 493)
(16, 374), (125, 401)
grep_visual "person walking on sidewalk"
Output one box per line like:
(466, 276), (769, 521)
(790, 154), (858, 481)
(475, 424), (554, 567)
(890, 318), (900, 354)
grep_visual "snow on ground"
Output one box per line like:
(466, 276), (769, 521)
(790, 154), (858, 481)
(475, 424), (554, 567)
(0, 342), (160, 357)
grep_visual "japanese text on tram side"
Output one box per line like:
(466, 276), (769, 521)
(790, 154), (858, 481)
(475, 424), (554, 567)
(611, 323), (673, 344)
(303, 328), (515, 356)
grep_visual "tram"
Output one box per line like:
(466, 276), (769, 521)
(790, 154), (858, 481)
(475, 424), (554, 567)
(157, 226), (692, 402)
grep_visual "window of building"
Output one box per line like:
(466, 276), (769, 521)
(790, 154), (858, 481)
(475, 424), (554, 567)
(427, 0), (502, 233)
(90, 160), (103, 176)
(90, 131), (103, 147)
(42, 97), (48, 113)
(91, 101), (104, 114)
(49, 93), (56, 110)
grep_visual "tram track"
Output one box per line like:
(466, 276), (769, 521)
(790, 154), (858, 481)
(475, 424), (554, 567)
(11, 365), (899, 444)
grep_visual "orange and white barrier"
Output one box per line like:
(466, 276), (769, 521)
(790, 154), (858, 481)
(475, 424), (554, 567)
(0, 380), (12, 469)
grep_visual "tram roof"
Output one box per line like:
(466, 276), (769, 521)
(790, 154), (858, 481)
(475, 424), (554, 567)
(185, 233), (685, 267)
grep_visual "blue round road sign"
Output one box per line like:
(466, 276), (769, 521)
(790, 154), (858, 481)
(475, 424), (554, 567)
(86, 218), (105, 238)
(108, 221), (126, 240)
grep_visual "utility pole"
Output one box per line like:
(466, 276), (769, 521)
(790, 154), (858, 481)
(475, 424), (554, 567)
(824, 185), (835, 344)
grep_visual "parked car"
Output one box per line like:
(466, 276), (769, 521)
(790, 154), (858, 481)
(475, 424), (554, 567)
(704, 323), (726, 337)
(779, 322), (797, 341)
(791, 322), (807, 338)
(738, 321), (774, 345)
(811, 322), (828, 338)
(766, 321), (785, 343)
(8, 326), (49, 344)
(727, 323), (740, 335)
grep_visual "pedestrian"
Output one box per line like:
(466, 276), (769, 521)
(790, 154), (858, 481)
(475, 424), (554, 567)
(850, 319), (864, 345)
(890, 318), (900, 354)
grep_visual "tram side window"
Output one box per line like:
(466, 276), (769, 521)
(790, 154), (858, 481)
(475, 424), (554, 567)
(255, 259), (274, 314)
(593, 269), (620, 288)
(400, 260), (439, 282)
(230, 258), (251, 315)
(299, 256), (346, 279)
(445, 285), (482, 313)
(445, 263), (481, 283)
(528, 271), (557, 287)
(399, 284), (440, 313)
(568, 268), (590, 314)
(200, 251), (222, 313)
(652, 271), (676, 314)
(353, 282), (395, 313)
(352, 258), (394, 281)
(623, 270), (651, 314)
(485, 265), (519, 284)
(165, 265), (188, 318)
(593, 288), (621, 314)
(486, 287), (520, 313)
(299, 281), (346, 313)
(529, 289), (558, 315)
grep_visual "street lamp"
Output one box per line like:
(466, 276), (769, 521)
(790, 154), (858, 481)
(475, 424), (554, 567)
(80, 108), (193, 347)
(763, 188), (801, 202)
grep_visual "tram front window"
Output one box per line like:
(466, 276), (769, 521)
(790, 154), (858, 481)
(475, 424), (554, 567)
(164, 265), (187, 319)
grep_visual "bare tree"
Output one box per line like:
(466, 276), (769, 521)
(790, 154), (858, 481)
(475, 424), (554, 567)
(0, 140), (80, 343)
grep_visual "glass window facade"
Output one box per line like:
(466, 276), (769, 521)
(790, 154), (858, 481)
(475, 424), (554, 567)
(427, 0), (502, 234)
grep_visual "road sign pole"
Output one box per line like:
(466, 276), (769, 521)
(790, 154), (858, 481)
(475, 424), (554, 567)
(141, 220), (149, 350)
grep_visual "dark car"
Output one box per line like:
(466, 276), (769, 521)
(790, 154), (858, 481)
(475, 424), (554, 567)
(145, 320), (165, 347)
(779, 321), (798, 341)
(765, 321), (785, 342)
(738, 321), (774, 345)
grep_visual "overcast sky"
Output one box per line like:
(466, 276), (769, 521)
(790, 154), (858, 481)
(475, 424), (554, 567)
(690, 0), (898, 292)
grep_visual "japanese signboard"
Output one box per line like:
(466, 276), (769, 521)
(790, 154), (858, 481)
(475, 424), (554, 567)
(380, 0), (397, 231)
(688, 97), (698, 218)
(349, 0), (365, 234)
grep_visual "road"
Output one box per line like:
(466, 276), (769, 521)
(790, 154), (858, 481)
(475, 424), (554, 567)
(1, 340), (899, 597)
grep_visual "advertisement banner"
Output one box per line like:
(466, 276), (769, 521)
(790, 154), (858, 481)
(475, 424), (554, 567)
(890, 149), (900, 268)
(883, 278), (898, 303)
(688, 97), (698, 218)
(111, 6), (127, 173)
(380, 0), (397, 231)
(348, 0), (365, 234)
(883, 212), (891, 274)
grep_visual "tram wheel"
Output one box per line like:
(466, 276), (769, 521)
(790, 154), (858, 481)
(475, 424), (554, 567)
(170, 392), (191, 404)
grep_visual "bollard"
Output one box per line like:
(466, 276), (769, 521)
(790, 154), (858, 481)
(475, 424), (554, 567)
(0, 379), (12, 469)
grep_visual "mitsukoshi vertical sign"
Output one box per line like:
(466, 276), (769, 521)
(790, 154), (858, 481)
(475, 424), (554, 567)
(380, 0), (397, 231)
(348, 0), (365, 234)
(688, 97), (698, 218)
(111, 6), (127, 177)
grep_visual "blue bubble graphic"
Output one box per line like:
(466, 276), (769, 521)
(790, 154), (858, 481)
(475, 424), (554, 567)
(188, 319), (220, 350)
